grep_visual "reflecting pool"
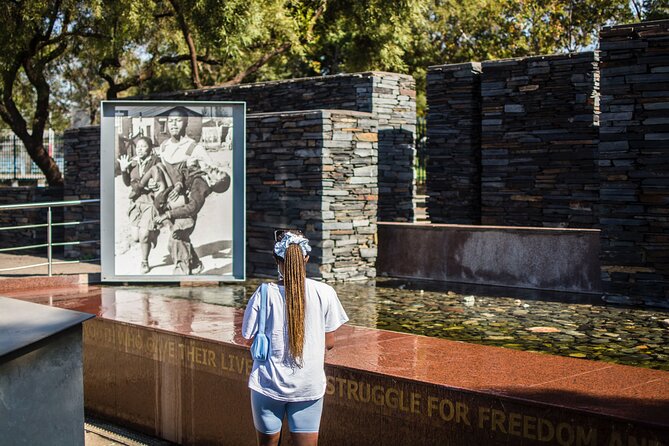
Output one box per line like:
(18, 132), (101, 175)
(104, 278), (669, 370)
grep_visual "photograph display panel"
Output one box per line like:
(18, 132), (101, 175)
(101, 101), (245, 282)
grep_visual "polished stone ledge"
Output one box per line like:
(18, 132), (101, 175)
(2, 284), (667, 446)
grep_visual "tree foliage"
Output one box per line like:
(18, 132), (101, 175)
(631, 0), (669, 21)
(0, 0), (664, 184)
(0, 0), (99, 185)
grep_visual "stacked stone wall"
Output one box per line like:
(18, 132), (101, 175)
(598, 20), (669, 303)
(246, 110), (377, 281)
(479, 52), (600, 228)
(0, 187), (64, 256)
(61, 111), (377, 281)
(425, 20), (669, 302)
(426, 62), (482, 224)
(146, 72), (414, 222)
(63, 126), (101, 260)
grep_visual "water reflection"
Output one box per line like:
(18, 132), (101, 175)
(98, 286), (245, 343)
(102, 278), (669, 370)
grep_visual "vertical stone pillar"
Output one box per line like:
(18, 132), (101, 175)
(372, 74), (416, 223)
(599, 20), (669, 304)
(246, 110), (378, 281)
(63, 126), (101, 260)
(426, 62), (482, 223)
(147, 72), (415, 223)
(480, 53), (600, 228)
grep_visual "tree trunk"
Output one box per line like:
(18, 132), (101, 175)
(0, 103), (65, 187)
(169, 0), (201, 89)
(24, 136), (64, 187)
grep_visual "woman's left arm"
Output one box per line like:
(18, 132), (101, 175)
(241, 286), (262, 340)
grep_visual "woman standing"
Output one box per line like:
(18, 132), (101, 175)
(242, 230), (348, 446)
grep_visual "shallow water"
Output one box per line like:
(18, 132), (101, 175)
(107, 278), (669, 370)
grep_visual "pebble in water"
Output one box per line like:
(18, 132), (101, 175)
(527, 327), (561, 333)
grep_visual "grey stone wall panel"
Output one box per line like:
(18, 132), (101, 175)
(479, 52), (600, 229)
(426, 62), (482, 224)
(144, 72), (414, 222)
(599, 20), (669, 303)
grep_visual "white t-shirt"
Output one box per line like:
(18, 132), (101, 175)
(242, 278), (349, 402)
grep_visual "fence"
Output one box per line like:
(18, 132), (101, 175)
(0, 199), (100, 276)
(415, 117), (427, 192)
(0, 130), (64, 182)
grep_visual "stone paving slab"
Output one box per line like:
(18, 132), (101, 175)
(0, 253), (100, 277)
(85, 419), (175, 446)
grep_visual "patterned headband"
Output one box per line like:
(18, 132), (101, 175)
(274, 231), (311, 259)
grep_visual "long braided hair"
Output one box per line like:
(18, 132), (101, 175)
(284, 244), (306, 365)
(275, 231), (308, 366)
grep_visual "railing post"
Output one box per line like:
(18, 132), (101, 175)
(48, 129), (54, 157)
(47, 206), (52, 277)
(13, 134), (17, 181)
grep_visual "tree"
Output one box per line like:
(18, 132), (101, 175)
(421, 0), (634, 63)
(0, 0), (98, 186)
(404, 0), (636, 115)
(83, 0), (328, 101)
(157, 0), (306, 88)
(631, 0), (669, 21)
(2, 0), (659, 186)
(301, 0), (426, 75)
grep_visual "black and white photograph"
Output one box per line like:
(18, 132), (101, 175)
(101, 101), (245, 281)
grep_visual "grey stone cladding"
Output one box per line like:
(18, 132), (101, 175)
(0, 187), (64, 256)
(425, 20), (669, 303)
(479, 52), (600, 228)
(598, 20), (669, 304)
(63, 126), (100, 260)
(246, 110), (377, 281)
(426, 62), (482, 224)
(143, 72), (415, 223)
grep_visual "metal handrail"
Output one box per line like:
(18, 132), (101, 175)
(0, 198), (100, 276)
(0, 220), (101, 231)
(0, 198), (100, 211)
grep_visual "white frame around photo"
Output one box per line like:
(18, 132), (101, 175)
(100, 100), (246, 282)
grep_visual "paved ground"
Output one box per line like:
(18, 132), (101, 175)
(0, 252), (100, 277)
(85, 430), (129, 446)
(85, 419), (174, 446)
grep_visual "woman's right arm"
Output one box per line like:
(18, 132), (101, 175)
(325, 331), (336, 350)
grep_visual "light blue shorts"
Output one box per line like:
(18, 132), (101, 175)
(250, 390), (324, 434)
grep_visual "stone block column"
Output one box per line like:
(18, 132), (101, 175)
(480, 52), (600, 228)
(63, 126), (101, 260)
(426, 62), (482, 224)
(599, 20), (669, 304)
(372, 74), (416, 223)
(246, 110), (378, 281)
